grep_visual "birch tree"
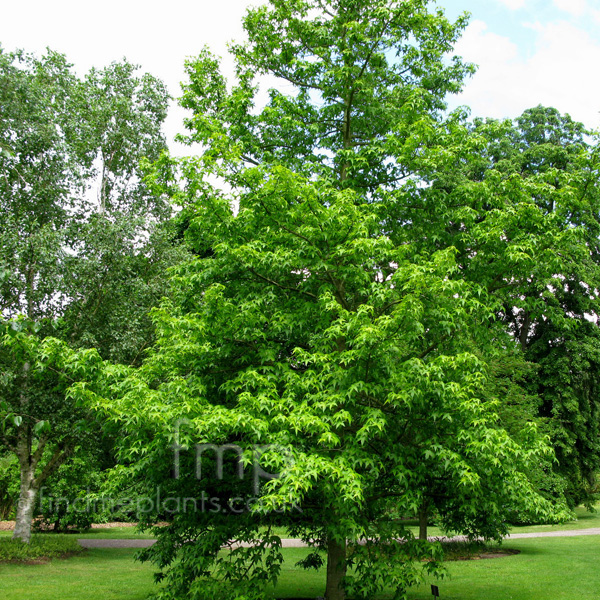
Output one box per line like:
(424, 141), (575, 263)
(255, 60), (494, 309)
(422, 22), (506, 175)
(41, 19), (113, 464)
(0, 47), (181, 542)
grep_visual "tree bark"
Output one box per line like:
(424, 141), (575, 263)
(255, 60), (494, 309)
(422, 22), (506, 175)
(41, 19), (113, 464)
(325, 536), (347, 600)
(12, 464), (37, 543)
(13, 360), (36, 543)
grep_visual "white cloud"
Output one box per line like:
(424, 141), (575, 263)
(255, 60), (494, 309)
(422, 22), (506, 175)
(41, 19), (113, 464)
(0, 0), (262, 93)
(496, 0), (526, 10)
(0, 0), (265, 150)
(553, 0), (587, 17)
(451, 19), (600, 129)
(455, 20), (519, 65)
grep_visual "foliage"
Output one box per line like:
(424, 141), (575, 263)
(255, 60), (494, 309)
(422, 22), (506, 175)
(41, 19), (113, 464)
(0, 46), (184, 543)
(34, 444), (115, 532)
(438, 539), (493, 560)
(426, 106), (600, 509)
(78, 2), (573, 600)
(509, 108), (600, 509)
(0, 452), (19, 519)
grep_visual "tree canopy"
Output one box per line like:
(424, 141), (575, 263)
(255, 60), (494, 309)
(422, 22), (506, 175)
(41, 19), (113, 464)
(78, 2), (582, 600)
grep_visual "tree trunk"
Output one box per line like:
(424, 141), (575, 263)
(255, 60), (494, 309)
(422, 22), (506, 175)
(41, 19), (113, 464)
(418, 503), (428, 541)
(325, 536), (347, 600)
(519, 311), (531, 350)
(12, 464), (37, 543)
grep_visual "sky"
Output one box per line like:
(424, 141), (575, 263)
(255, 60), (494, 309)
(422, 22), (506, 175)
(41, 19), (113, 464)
(442, 0), (600, 129)
(1, 0), (600, 148)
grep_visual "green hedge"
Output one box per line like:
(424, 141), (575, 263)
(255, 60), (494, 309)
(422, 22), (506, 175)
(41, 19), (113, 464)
(0, 534), (84, 562)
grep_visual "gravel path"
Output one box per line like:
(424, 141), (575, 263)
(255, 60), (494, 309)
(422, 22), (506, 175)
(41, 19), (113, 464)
(506, 527), (600, 539)
(78, 539), (157, 548)
(77, 528), (600, 548)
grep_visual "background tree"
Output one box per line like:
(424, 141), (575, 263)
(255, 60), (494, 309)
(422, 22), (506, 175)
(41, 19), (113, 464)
(81, 2), (568, 600)
(414, 105), (600, 510)
(35, 440), (114, 532)
(0, 47), (184, 542)
(498, 107), (600, 508)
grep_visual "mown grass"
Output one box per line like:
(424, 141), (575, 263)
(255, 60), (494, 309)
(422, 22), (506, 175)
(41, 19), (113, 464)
(0, 548), (157, 600)
(507, 503), (600, 534)
(272, 537), (600, 599)
(406, 536), (600, 600)
(0, 536), (599, 600)
(64, 526), (157, 539)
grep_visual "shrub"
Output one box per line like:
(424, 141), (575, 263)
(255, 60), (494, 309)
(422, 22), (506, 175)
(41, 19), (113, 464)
(0, 534), (84, 562)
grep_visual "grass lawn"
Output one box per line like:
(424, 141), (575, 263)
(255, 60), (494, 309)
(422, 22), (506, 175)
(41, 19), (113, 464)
(406, 536), (600, 600)
(272, 538), (600, 599)
(1, 536), (599, 600)
(507, 504), (600, 534)
(0, 548), (157, 600)
(0, 524), (288, 539)
(65, 527), (157, 539)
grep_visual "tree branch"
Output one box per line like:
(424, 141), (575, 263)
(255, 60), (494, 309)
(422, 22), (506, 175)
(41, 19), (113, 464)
(247, 267), (317, 300)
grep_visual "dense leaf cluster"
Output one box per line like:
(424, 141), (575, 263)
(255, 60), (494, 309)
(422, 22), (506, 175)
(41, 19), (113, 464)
(77, 2), (599, 600)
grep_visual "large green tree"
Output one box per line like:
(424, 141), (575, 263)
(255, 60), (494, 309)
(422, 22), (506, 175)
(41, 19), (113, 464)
(479, 107), (600, 507)
(409, 105), (600, 509)
(82, 2), (568, 600)
(0, 47), (183, 543)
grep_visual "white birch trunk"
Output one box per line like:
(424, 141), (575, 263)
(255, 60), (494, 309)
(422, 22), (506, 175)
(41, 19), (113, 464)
(12, 465), (38, 543)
